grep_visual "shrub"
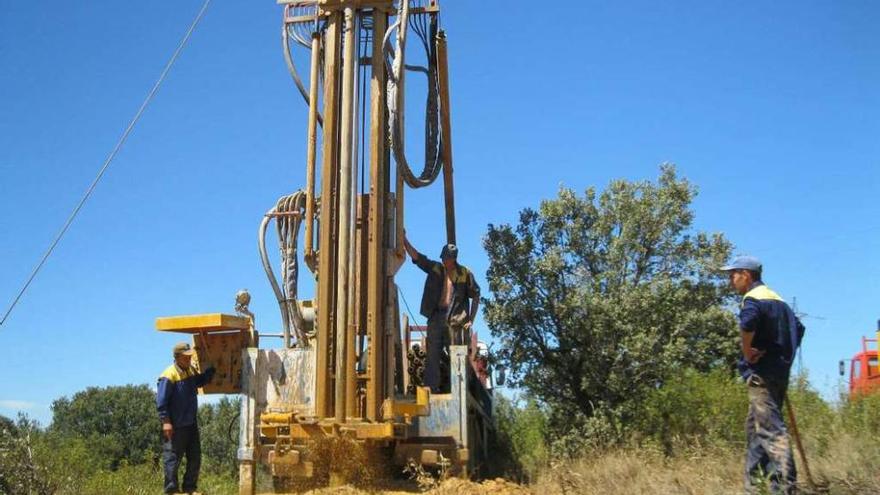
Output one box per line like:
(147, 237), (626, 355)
(198, 396), (241, 479)
(492, 395), (549, 481)
(634, 368), (746, 454)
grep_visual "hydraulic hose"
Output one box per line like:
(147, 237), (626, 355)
(283, 16), (324, 126)
(258, 191), (311, 348)
(385, 0), (443, 188)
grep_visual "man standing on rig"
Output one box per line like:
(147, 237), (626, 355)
(403, 232), (480, 393)
(722, 256), (805, 495)
(157, 342), (215, 495)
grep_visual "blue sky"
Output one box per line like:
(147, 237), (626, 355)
(1, 1), (877, 425)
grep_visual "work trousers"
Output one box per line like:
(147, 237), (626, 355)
(744, 374), (797, 495)
(424, 312), (450, 393)
(163, 424), (201, 494)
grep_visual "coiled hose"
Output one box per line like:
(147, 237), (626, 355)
(385, 0), (443, 188)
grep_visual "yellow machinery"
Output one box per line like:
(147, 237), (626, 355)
(156, 1), (495, 492)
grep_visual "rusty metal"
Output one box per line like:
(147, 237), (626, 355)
(155, 3), (498, 490)
(333, 5), (357, 423)
(366, 10), (389, 422)
(436, 30), (456, 245)
(304, 33), (320, 271)
(316, 11), (342, 421)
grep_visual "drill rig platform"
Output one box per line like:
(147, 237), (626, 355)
(156, 1), (496, 492)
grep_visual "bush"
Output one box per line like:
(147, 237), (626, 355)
(198, 396), (241, 478)
(492, 395), (549, 481)
(635, 368), (746, 454)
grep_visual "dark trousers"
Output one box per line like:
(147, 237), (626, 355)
(425, 312), (450, 392)
(744, 374), (797, 494)
(163, 424), (201, 494)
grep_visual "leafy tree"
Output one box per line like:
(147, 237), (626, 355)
(198, 396), (241, 478)
(50, 384), (160, 469)
(0, 414), (53, 495)
(483, 166), (738, 442)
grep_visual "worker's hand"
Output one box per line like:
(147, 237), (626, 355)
(463, 320), (473, 332)
(162, 422), (173, 442)
(746, 347), (766, 364)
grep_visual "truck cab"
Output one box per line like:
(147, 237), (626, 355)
(843, 335), (880, 396)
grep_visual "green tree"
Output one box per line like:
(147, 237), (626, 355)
(483, 166), (738, 443)
(198, 396), (241, 478)
(0, 414), (53, 495)
(492, 395), (549, 482)
(50, 384), (160, 469)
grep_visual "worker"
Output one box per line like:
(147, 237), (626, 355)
(722, 256), (805, 495)
(156, 342), (215, 495)
(403, 233), (480, 393)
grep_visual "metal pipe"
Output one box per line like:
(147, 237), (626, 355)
(316, 12), (342, 420)
(436, 30), (456, 245)
(366, 10), (389, 421)
(304, 32), (321, 272)
(395, 161), (405, 260)
(334, 6), (357, 423)
(346, 18), (361, 419)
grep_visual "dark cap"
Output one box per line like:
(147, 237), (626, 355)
(173, 342), (195, 357)
(440, 243), (458, 260)
(720, 255), (762, 273)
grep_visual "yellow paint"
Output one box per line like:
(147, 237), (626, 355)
(155, 313), (250, 333)
(381, 386), (431, 419)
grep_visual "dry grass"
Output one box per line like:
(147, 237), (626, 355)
(532, 447), (741, 495)
(530, 443), (880, 495)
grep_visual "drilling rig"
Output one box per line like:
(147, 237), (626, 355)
(155, 1), (496, 492)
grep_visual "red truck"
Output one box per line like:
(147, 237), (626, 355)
(841, 321), (880, 396)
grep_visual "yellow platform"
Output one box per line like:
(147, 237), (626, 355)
(156, 313), (250, 333)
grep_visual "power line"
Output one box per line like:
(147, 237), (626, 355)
(397, 285), (422, 328)
(0, 0), (213, 326)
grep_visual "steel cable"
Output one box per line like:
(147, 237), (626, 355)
(0, 0), (213, 326)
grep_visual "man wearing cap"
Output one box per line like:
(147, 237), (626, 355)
(403, 233), (480, 393)
(156, 342), (215, 495)
(722, 256), (805, 495)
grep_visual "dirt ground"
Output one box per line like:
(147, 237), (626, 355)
(263, 477), (532, 495)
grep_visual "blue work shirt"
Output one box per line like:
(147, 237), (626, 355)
(156, 363), (215, 428)
(736, 282), (805, 381)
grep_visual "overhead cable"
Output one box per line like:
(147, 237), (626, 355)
(0, 0), (213, 326)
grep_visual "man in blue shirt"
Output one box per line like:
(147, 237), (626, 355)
(722, 256), (805, 495)
(157, 342), (215, 495)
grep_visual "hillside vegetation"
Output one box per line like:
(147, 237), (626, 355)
(4, 169), (876, 494)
